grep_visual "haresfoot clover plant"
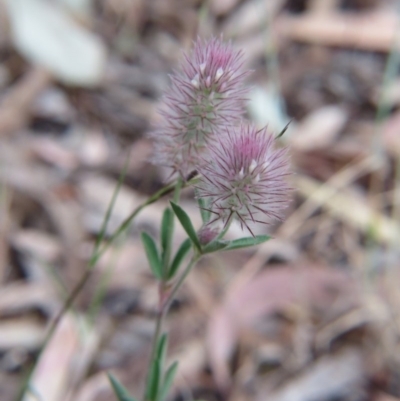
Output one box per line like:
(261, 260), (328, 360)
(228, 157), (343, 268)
(109, 37), (291, 401)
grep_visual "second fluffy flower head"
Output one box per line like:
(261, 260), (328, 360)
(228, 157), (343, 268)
(196, 124), (291, 235)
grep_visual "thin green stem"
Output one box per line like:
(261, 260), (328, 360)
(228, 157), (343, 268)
(143, 253), (200, 401)
(173, 177), (183, 203)
(162, 178), (183, 280)
(143, 306), (165, 401)
(163, 253), (200, 312)
(90, 181), (177, 267)
(214, 218), (233, 242)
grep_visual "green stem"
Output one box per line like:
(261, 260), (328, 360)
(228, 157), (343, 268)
(163, 254), (200, 312)
(173, 177), (183, 203)
(162, 178), (183, 280)
(143, 253), (200, 401)
(90, 181), (177, 267)
(144, 305), (166, 400)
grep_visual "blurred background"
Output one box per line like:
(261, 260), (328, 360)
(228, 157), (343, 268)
(1, 0), (400, 400)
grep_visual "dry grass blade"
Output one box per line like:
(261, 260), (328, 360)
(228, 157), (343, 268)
(296, 174), (400, 244)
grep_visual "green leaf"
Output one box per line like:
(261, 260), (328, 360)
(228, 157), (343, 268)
(202, 240), (229, 254)
(224, 235), (271, 251)
(146, 334), (168, 401)
(160, 207), (174, 268)
(108, 373), (138, 401)
(168, 238), (192, 280)
(276, 120), (291, 139)
(195, 189), (211, 223)
(170, 202), (201, 251)
(156, 333), (168, 369)
(141, 232), (162, 279)
(159, 361), (178, 401)
(146, 359), (161, 401)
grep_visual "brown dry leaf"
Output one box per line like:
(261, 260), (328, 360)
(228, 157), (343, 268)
(290, 106), (348, 151)
(207, 265), (357, 388)
(276, 10), (398, 52)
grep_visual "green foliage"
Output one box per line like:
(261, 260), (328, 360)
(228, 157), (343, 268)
(159, 361), (178, 401)
(170, 202), (201, 251)
(168, 239), (192, 280)
(224, 235), (271, 251)
(201, 240), (229, 254)
(141, 232), (162, 279)
(161, 207), (174, 269)
(145, 334), (169, 401)
(195, 190), (211, 223)
(276, 120), (291, 139)
(108, 373), (138, 401)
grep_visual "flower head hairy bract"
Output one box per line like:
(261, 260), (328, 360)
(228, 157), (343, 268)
(196, 124), (291, 235)
(151, 37), (249, 178)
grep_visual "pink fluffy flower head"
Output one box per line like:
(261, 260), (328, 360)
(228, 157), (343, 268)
(196, 124), (291, 235)
(152, 37), (249, 178)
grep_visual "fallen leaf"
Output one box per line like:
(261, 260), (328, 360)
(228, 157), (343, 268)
(5, 0), (107, 86)
(290, 106), (348, 151)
